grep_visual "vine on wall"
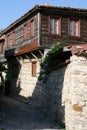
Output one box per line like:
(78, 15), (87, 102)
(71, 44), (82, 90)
(39, 42), (63, 83)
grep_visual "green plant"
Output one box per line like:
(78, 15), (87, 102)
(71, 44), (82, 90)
(50, 42), (63, 54)
(39, 42), (63, 83)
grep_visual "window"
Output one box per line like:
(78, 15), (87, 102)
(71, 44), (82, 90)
(32, 61), (37, 77)
(30, 19), (34, 37)
(23, 24), (27, 40)
(7, 35), (9, 48)
(69, 19), (80, 37)
(8, 33), (13, 47)
(12, 31), (15, 44)
(50, 17), (61, 35)
(6, 32), (15, 48)
(15, 26), (23, 40)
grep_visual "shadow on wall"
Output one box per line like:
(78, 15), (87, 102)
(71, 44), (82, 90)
(4, 56), (66, 128)
(40, 67), (66, 127)
(4, 57), (22, 97)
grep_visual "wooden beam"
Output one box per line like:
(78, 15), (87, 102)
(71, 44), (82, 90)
(30, 52), (38, 60)
(20, 56), (24, 61)
(39, 50), (44, 57)
(16, 57), (20, 63)
(25, 54), (31, 62)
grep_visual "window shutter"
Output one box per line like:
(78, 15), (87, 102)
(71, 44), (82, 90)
(12, 31), (15, 45)
(30, 20), (34, 37)
(23, 24), (27, 40)
(32, 61), (37, 77)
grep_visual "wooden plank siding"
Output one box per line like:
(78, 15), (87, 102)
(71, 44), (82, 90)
(4, 14), (39, 56)
(14, 39), (39, 56)
(40, 14), (87, 48)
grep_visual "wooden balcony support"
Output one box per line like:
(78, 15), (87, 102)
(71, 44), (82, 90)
(16, 57), (20, 63)
(30, 52), (39, 60)
(39, 50), (44, 57)
(25, 54), (31, 62)
(20, 56), (24, 62)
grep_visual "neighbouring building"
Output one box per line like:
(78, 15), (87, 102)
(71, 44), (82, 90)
(0, 35), (6, 94)
(2, 4), (87, 128)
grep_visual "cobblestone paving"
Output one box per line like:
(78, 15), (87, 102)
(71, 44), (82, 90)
(0, 96), (61, 130)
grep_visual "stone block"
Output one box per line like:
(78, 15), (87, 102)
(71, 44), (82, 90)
(72, 105), (83, 112)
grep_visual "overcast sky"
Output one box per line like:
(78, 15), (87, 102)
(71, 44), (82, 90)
(0, 0), (87, 29)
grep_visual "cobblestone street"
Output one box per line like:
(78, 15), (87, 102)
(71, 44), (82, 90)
(0, 96), (61, 130)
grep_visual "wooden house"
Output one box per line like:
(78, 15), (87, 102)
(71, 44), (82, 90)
(2, 4), (87, 104)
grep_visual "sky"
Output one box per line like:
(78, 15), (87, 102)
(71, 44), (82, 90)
(0, 0), (87, 29)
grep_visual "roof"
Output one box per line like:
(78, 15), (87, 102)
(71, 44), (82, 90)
(48, 43), (87, 61)
(3, 4), (87, 34)
(68, 43), (87, 55)
(61, 43), (87, 57)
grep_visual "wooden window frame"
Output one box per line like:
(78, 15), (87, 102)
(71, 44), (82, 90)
(30, 19), (34, 37)
(23, 24), (27, 40)
(7, 35), (9, 48)
(32, 61), (37, 77)
(15, 26), (23, 40)
(49, 16), (61, 36)
(68, 18), (80, 38)
(12, 31), (15, 45)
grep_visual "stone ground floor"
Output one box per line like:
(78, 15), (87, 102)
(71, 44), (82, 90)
(0, 96), (63, 130)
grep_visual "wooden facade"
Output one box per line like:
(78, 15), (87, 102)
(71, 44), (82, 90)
(3, 5), (87, 57)
(4, 13), (39, 57)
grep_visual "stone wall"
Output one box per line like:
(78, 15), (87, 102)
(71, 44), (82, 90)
(63, 55), (87, 130)
(10, 58), (44, 109)
(9, 54), (87, 130)
(43, 54), (87, 130)
(42, 67), (66, 126)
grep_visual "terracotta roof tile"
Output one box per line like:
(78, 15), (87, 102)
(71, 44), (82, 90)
(66, 43), (87, 55)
